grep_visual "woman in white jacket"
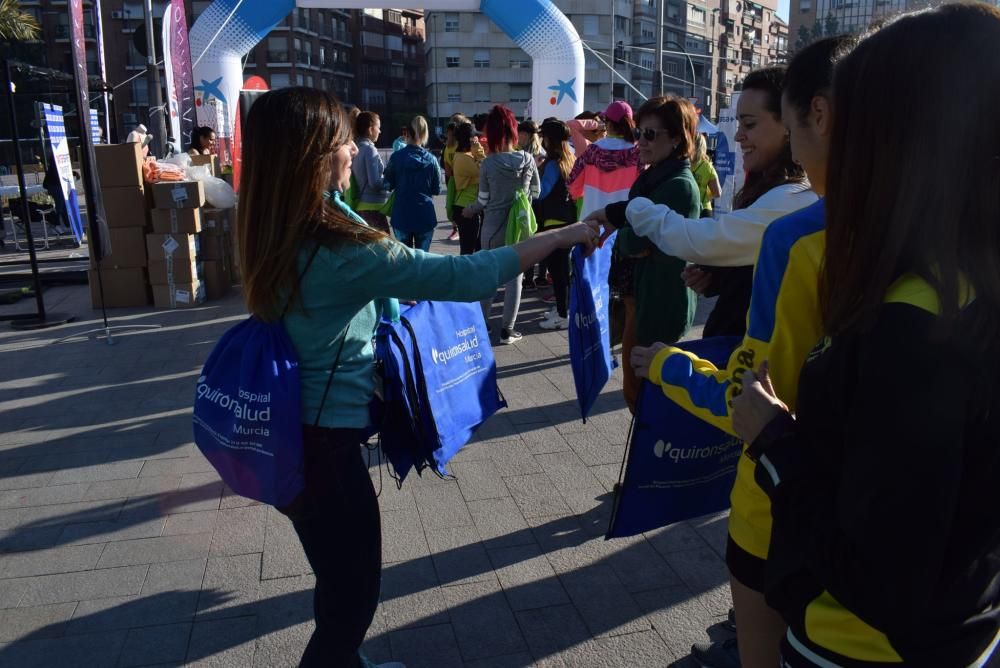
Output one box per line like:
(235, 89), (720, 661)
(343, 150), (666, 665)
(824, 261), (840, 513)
(589, 69), (817, 338)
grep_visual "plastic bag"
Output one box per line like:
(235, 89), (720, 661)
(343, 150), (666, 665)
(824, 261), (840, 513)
(160, 151), (237, 208)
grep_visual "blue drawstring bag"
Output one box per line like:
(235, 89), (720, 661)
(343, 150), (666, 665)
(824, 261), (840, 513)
(373, 300), (505, 484)
(606, 336), (743, 539)
(193, 247), (345, 506)
(568, 231), (618, 420)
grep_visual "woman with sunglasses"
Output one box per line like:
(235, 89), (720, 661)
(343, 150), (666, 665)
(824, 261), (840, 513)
(601, 96), (703, 413)
(236, 87), (598, 668)
(587, 68), (816, 339)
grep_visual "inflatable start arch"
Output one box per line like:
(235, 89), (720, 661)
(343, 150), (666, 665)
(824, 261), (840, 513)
(189, 0), (585, 143)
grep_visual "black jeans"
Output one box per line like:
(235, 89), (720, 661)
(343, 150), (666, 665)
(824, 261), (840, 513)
(281, 426), (381, 668)
(452, 205), (482, 255)
(545, 247), (570, 317)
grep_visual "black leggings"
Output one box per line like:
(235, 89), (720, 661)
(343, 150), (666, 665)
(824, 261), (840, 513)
(452, 205), (482, 255)
(282, 426), (381, 668)
(545, 247), (570, 318)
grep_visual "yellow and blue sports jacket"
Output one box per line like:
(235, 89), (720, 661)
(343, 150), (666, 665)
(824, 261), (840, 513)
(647, 198), (826, 560)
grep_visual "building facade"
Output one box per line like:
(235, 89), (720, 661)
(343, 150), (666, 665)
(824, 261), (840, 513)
(16, 2), (425, 148)
(424, 0), (787, 126)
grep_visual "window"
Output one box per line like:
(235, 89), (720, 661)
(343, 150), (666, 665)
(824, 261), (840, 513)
(271, 73), (290, 89)
(586, 52), (599, 69)
(667, 2), (682, 24)
(473, 50), (490, 68)
(446, 49), (460, 67)
(615, 15), (630, 36)
(686, 37), (703, 53)
(583, 15), (599, 36)
(306, 75), (314, 87)
(640, 54), (654, 70)
(362, 31), (384, 47)
(447, 85), (461, 102)
(363, 88), (386, 106)
(665, 61), (679, 75)
(475, 83), (491, 103)
(799, 0), (812, 10)
(641, 24), (655, 41)
(510, 57), (530, 68)
(474, 15), (489, 33)
(267, 36), (288, 62)
(131, 80), (148, 106)
(509, 84), (530, 103)
(296, 73), (304, 86)
(386, 35), (403, 53)
(688, 5), (707, 24)
(444, 13), (459, 32)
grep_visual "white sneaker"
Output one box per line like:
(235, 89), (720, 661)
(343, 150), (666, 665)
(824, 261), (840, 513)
(539, 314), (568, 330)
(544, 306), (557, 319)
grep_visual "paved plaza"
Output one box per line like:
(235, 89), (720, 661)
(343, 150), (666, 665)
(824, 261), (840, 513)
(0, 215), (732, 667)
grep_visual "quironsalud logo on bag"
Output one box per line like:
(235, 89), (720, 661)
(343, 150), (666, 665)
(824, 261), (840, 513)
(195, 376), (274, 436)
(574, 294), (603, 329)
(430, 326), (482, 365)
(653, 438), (742, 463)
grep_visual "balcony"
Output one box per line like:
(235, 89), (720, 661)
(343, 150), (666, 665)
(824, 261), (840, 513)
(363, 45), (388, 60)
(267, 51), (291, 63)
(297, 52), (313, 66)
(402, 24), (424, 40)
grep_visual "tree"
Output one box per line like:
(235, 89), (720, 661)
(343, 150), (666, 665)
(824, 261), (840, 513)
(824, 13), (841, 36)
(795, 24), (812, 50)
(0, 0), (40, 42)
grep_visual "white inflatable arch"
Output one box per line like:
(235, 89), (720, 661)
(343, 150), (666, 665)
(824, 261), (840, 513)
(189, 0), (585, 141)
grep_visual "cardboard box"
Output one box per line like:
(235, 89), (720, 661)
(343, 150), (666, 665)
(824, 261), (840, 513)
(87, 268), (150, 308)
(151, 208), (202, 234)
(90, 227), (148, 269)
(148, 258), (201, 285)
(146, 233), (198, 264)
(200, 208), (231, 235)
(102, 186), (149, 228)
(201, 259), (232, 300)
(190, 154), (220, 177)
(198, 232), (231, 261)
(153, 281), (205, 309)
(95, 143), (144, 188)
(151, 180), (206, 210)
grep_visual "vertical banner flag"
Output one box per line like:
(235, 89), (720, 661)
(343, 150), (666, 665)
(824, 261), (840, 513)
(42, 104), (86, 242)
(89, 109), (102, 144)
(568, 232), (618, 420)
(163, 1), (195, 153)
(606, 337), (744, 539)
(69, 0), (110, 258)
(713, 92), (743, 215)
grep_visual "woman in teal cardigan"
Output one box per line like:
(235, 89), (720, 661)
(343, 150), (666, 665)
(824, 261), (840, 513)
(601, 96), (703, 413)
(236, 87), (596, 668)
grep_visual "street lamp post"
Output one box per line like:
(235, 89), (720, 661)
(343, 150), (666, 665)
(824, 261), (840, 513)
(653, 1), (696, 99)
(143, 0), (167, 156)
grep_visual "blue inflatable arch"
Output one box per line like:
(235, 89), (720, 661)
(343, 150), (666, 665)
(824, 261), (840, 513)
(189, 0), (585, 141)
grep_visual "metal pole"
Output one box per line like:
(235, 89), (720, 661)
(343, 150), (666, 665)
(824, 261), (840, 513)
(3, 61), (46, 321)
(143, 0), (167, 156)
(653, 0), (664, 97)
(609, 0), (615, 104)
(92, 2), (112, 143)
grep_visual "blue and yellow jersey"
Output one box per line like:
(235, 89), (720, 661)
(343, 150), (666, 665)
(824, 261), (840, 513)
(646, 198), (826, 559)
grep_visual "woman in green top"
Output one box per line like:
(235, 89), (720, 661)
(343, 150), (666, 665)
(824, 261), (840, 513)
(236, 87), (597, 668)
(600, 96), (704, 413)
(692, 133), (722, 218)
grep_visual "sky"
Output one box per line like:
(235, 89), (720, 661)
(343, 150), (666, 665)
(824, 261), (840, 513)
(778, 0), (790, 21)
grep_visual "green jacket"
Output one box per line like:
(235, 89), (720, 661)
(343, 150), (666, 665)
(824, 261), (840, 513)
(613, 160), (702, 346)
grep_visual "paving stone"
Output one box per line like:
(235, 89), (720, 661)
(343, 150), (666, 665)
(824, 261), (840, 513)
(690, 512), (729, 559)
(380, 505), (431, 564)
(253, 624), (312, 668)
(465, 652), (537, 668)
(558, 564), (650, 638)
(483, 440), (543, 477)
(412, 482), (474, 531)
(58, 517), (166, 547)
(662, 547), (730, 595)
(163, 510), (219, 536)
(83, 476), (182, 502)
(426, 525), (495, 587)
(0, 525), (63, 553)
(197, 552), (262, 620)
(440, 579), (528, 661)
(503, 474), (572, 519)
(96, 532), (213, 568)
(261, 507), (310, 580)
(138, 457), (216, 479)
(515, 603), (591, 660)
(48, 462), (142, 486)
(518, 425), (572, 455)
(159, 473), (224, 514)
(142, 558), (208, 595)
(487, 544), (568, 611)
(18, 564), (147, 607)
(0, 601), (77, 641)
(466, 497), (535, 550)
(219, 485), (263, 510)
(371, 473), (416, 512)
(645, 522), (713, 556)
(210, 505), (267, 556)
(118, 622), (191, 667)
(0, 482), (91, 509)
(0, 498), (125, 531)
(0, 628), (127, 668)
(451, 459), (510, 502)
(388, 622), (464, 668)
(380, 556), (449, 630)
(602, 537), (684, 594)
(633, 586), (726, 661)
(0, 576), (29, 609)
(0, 542), (105, 578)
(0, 470), (54, 492)
(540, 628), (673, 667)
(68, 591), (202, 634)
(186, 616), (257, 667)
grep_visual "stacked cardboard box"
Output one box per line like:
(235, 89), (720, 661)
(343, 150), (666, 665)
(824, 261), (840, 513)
(199, 208), (235, 299)
(90, 142), (151, 308)
(147, 181), (207, 309)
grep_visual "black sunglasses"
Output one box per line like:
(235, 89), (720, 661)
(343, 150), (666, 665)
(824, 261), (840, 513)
(634, 127), (670, 142)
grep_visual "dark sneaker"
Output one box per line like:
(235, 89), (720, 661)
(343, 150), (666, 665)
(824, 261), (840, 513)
(522, 277), (537, 291)
(722, 608), (737, 632)
(499, 328), (523, 344)
(691, 638), (741, 668)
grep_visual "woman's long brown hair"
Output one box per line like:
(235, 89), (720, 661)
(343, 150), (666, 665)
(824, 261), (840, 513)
(237, 87), (385, 321)
(822, 4), (1000, 339)
(733, 68), (806, 209)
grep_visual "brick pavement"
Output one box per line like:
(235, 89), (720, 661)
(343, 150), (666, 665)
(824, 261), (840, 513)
(0, 214), (732, 667)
